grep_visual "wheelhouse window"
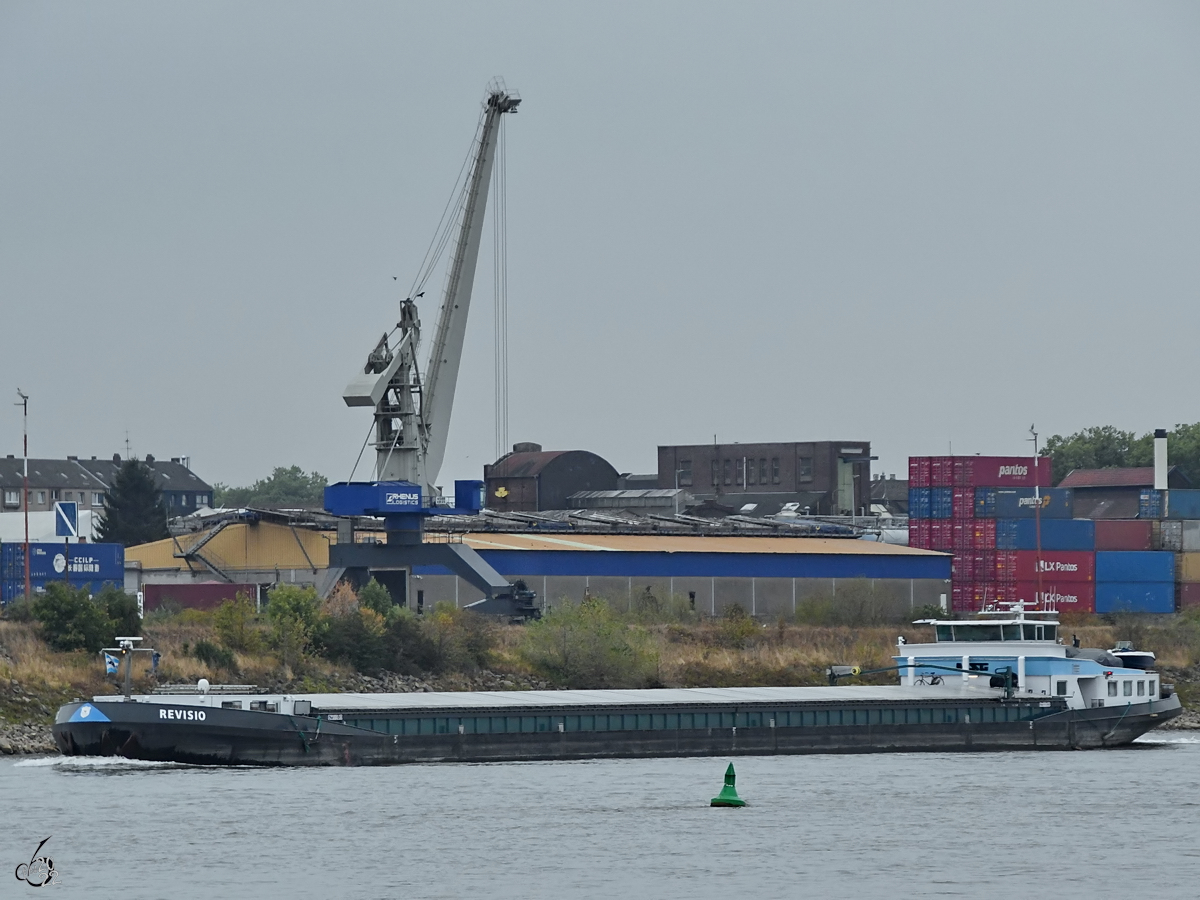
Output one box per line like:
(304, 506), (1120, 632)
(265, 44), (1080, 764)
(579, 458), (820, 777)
(1055, 681), (1068, 696)
(1137, 681), (1145, 696)
(1149, 680), (1157, 696)
(1108, 681), (1118, 697)
(1021, 623), (1056, 641)
(949, 624), (1003, 642)
(935, 625), (953, 642)
(1123, 681), (1133, 696)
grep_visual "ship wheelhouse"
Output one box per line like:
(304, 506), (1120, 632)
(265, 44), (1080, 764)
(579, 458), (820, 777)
(896, 604), (1163, 711)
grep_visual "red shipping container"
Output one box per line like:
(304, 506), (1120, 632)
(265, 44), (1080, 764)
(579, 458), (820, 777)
(1094, 520), (1154, 551)
(951, 583), (981, 613)
(953, 553), (975, 581)
(908, 519), (931, 549)
(970, 550), (995, 581)
(1015, 551), (1094, 583)
(972, 519), (997, 550)
(1016, 581), (1095, 613)
(1179, 583), (1200, 610)
(951, 456), (1053, 489)
(951, 521), (976, 549)
(952, 580), (1018, 611)
(931, 456), (954, 487)
(931, 520), (954, 550)
(144, 582), (259, 612)
(908, 457), (932, 488)
(952, 488), (976, 520)
(993, 550), (1020, 580)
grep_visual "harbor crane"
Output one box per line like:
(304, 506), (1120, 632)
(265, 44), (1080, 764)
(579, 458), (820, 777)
(325, 84), (536, 617)
(341, 86), (520, 497)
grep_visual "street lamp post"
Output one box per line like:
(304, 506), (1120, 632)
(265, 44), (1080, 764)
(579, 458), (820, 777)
(16, 390), (29, 600)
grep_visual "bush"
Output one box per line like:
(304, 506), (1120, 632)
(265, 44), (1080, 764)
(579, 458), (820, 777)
(97, 585), (141, 637)
(1, 596), (36, 622)
(31, 582), (117, 652)
(423, 603), (496, 674)
(381, 606), (438, 674)
(192, 639), (236, 672)
(317, 607), (388, 672)
(626, 587), (699, 625)
(143, 598), (182, 624)
(214, 594), (263, 652)
(719, 603), (759, 647)
(521, 598), (658, 689)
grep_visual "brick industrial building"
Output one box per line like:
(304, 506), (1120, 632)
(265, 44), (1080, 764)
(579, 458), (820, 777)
(656, 441), (874, 516)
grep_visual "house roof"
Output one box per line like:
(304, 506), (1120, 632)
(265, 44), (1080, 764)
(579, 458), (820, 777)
(0, 457), (109, 490)
(0, 456), (211, 492)
(1059, 466), (1190, 489)
(77, 456), (212, 492)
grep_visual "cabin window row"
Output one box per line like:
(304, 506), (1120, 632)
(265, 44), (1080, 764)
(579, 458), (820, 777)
(342, 704), (1040, 736)
(1105, 679), (1155, 698)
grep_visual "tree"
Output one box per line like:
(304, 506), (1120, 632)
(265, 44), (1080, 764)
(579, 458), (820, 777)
(1043, 422), (1200, 485)
(358, 578), (393, 618)
(266, 584), (320, 669)
(32, 583), (116, 652)
(1042, 426), (1138, 485)
(213, 466), (328, 509)
(95, 458), (169, 546)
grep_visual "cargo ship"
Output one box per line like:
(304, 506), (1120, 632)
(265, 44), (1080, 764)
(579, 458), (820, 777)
(53, 605), (1180, 766)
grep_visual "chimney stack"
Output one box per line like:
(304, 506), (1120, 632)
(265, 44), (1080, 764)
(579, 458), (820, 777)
(1154, 429), (1168, 491)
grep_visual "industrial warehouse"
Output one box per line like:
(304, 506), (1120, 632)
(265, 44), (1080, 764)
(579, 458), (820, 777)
(119, 511), (950, 618)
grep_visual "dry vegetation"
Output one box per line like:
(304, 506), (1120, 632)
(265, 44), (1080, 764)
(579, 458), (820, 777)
(7, 597), (1200, 729)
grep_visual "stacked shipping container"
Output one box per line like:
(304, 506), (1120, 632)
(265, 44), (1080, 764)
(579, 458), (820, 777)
(908, 456), (1080, 612)
(0, 541), (125, 603)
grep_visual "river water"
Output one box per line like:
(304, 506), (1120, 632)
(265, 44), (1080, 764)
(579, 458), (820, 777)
(3, 733), (1199, 899)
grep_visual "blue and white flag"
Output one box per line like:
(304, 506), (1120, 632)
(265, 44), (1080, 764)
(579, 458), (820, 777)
(104, 653), (120, 675)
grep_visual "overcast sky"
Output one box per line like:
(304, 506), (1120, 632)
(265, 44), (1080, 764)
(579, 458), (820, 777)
(3, 1), (1198, 490)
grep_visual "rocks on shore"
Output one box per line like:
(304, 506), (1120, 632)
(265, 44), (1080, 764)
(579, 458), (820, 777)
(0, 721), (56, 755)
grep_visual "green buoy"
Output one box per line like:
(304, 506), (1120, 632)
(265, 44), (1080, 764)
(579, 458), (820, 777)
(710, 762), (747, 807)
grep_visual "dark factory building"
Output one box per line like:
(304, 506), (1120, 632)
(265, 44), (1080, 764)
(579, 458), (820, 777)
(656, 441), (874, 516)
(1059, 466), (1191, 519)
(484, 443), (619, 512)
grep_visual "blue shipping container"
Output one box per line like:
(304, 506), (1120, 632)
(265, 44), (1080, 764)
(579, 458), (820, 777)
(1167, 489), (1200, 520)
(908, 488), (931, 519)
(1096, 582), (1175, 614)
(0, 542), (125, 603)
(1095, 551), (1175, 583)
(974, 488), (1073, 519)
(995, 518), (1095, 551)
(929, 488), (953, 519)
(1139, 490), (1163, 519)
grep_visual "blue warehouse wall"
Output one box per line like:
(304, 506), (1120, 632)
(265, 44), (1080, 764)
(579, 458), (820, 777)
(415, 549), (950, 581)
